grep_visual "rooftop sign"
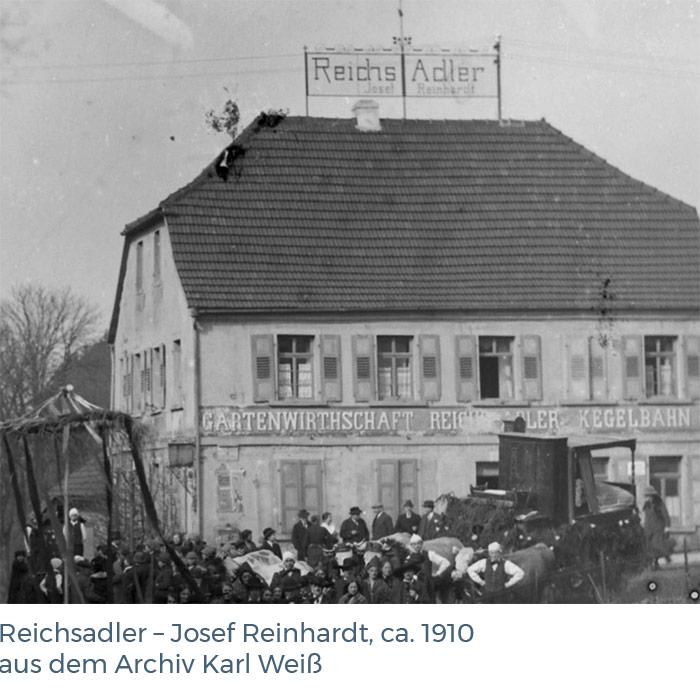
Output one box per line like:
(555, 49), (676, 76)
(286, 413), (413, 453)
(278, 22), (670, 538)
(304, 47), (499, 101)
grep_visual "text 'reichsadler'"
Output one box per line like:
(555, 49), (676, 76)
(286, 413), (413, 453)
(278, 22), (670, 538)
(0, 621), (475, 676)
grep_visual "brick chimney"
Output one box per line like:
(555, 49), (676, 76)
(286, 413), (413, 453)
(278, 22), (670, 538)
(352, 99), (381, 132)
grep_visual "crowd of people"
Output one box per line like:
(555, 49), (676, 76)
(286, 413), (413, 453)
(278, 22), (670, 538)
(8, 499), (526, 604)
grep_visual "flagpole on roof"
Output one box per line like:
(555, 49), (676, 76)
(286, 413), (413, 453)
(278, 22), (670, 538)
(394, 0), (411, 119)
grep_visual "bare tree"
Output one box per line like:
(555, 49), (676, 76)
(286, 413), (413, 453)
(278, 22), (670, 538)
(0, 284), (101, 420)
(0, 284), (101, 600)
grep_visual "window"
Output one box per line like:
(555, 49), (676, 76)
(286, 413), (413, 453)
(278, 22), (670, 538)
(133, 353), (142, 413)
(476, 462), (499, 490)
(152, 345), (166, 409)
(280, 461), (322, 532)
(277, 335), (314, 400)
(172, 340), (183, 407)
(135, 241), (144, 291)
(644, 336), (676, 398)
(377, 336), (413, 400)
(478, 336), (514, 399)
(153, 230), (161, 281)
(649, 456), (682, 527)
(591, 456), (609, 481)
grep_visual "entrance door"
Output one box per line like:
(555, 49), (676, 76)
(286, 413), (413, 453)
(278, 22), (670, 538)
(377, 459), (418, 523)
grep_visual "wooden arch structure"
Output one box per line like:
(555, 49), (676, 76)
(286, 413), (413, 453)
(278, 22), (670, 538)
(0, 386), (198, 603)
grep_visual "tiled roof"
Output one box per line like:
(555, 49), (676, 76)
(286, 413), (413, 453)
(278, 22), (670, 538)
(155, 115), (700, 313)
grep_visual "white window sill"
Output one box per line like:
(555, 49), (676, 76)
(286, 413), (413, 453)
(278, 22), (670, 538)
(472, 400), (531, 408)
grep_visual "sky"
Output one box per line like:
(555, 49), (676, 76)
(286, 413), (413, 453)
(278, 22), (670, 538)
(1, 0), (698, 327)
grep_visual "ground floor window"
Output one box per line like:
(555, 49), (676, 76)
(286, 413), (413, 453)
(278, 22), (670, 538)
(476, 461), (499, 490)
(649, 456), (682, 527)
(280, 460), (322, 532)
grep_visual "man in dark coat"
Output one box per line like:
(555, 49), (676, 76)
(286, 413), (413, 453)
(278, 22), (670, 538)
(340, 507), (369, 544)
(271, 552), (303, 591)
(7, 551), (38, 604)
(370, 504), (394, 540)
(395, 500), (421, 535)
(65, 507), (87, 558)
(305, 515), (328, 567)
(291, 509), (310, 561)
(418, 500), (437, 540)
(393, 563), (429, 603)
(642, 485), (672, 569)
(260, 527), (282, 559)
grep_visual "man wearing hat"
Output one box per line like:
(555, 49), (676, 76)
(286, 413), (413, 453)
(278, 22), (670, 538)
(393, 561), (429, 603)
(371, 503), (394, 540)
(642, 485), (672, 570)
(418, 500), (437, 540)
(261, 527), (282, 559)
(291, 509), (310, 561)
(395, 500), (421, 535)
(467, 542), (524, 600)
(404, 533), (451, 599)
(340, 507), (369, 544)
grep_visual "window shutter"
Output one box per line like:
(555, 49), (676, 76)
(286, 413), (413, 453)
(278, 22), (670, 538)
(455, 335), (478, 402)
(589, 337), (608, 401)
(567, 337), (589, 401)
(251, 334), (275, 402)
(160, 344), (167, 408)
(622, 335), (644, 400)
(685, 335), (700, 400)
(321, 335), (342, 402)
(419, 334), (441, 401)
(352, 335), (374, 402)
(522, 335), (542, 400)
(302, 461), (323, 516)
(145, 349), (152, 406)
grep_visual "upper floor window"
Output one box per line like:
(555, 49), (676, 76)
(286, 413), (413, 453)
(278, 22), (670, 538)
(478, 336), (514, 399)
(135, 241), (144, 292)
(644, 336), (676, 398)
(172, 339), (183, 407)
(153, 231), (161, 281)
(277, 335), (314, 400)
(624, 334), (700, 401)
(377, 336), (413, 400)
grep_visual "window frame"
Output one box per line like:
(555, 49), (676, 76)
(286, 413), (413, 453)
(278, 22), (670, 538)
(477, 335), (515, 400)
(376, 335), (414, 401)
(644, 335), (677, 399)
(276, 334), (315, 401)
(649, 456), (683, 527)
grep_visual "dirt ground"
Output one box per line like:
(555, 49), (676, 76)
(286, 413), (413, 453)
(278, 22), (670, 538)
(613, 557), (700, 604)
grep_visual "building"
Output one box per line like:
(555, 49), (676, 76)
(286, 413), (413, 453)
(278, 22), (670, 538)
(108, 103), (700, 548)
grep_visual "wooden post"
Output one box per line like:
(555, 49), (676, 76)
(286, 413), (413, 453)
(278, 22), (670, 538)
(62, 425), (70, 605)
(599, 550), (607, 603)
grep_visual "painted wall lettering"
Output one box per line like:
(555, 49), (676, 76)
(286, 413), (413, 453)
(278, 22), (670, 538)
(201, 405), (697, 437)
